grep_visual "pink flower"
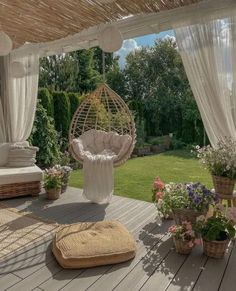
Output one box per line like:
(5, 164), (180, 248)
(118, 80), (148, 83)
(168, 225), (177, 233)
(155, 191), (163, 200)
(153, 177), (165, 190)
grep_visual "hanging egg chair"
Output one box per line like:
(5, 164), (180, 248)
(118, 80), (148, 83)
(69, 83), (136, 204)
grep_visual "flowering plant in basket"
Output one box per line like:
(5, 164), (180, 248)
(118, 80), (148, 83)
(169, 221), (196, 254)
(154, 181), (218, 222)
(195, 138), (236, 180)
(195, 205), (236, 242)
(44, 167), (63, 190)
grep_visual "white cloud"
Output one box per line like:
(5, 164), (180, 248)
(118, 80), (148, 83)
(163, 34), (176, 43)
(115, 39), (141, 68)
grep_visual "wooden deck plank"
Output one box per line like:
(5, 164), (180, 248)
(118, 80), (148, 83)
(140, 251), (186, 291)
(0, 273), (22, 290)
(193, 242), (233, 291)
(113, 236), (173, 291)
(218, 241), (236, 291)
(7, 260), (62, 291)
(164, 247), (207, 291)
(87, 223), (172, 291)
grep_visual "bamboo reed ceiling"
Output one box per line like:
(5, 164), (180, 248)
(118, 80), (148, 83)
(0, 0), (202, 48)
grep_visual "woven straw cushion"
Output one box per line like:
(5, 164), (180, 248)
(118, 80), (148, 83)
(52, 220), (136, 269)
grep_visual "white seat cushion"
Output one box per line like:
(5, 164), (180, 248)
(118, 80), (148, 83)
(0, 165), (43, 185)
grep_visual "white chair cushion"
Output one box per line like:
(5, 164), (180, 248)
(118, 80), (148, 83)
(7, 145), (39, 167)
(72, 129), (132, 163)
(0, 165), (43, 185)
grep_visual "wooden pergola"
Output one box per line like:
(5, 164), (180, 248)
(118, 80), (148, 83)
(1, 0), (234, 57)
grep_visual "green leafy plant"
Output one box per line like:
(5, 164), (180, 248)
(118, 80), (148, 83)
(196, 138), (236, 179)
(38, 88), (54, 117)
(195, 206), (236, 241)
(53, 91), (70, 138)
(29, 103), (61, 168)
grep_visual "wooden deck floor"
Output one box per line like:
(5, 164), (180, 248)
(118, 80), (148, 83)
(0, 187), (235, 291)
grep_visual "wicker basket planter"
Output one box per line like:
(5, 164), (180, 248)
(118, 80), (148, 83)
(212, 175), (235, 196)
(173, 237), (193, 255)
(172, 208), (207, 225)
(203, 239), (229, 259)
(46, 188), (61, 200)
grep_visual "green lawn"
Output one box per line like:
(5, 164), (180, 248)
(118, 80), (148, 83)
(69, 150), (212, 202)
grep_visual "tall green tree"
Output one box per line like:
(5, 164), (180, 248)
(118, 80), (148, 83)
(52, 91), (70, 140)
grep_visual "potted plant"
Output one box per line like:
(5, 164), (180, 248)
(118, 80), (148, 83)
(54, 164), (72, 193)
(44, 167), (63, 200)
(195, 205), (236, 258)
(168, 221), (196, 254)
(155, 181), (218, 224)
(196, 138), (236, 196)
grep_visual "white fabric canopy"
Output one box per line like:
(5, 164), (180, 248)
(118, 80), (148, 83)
(174, 16), (236, 147)
(0, 53), (39, 143)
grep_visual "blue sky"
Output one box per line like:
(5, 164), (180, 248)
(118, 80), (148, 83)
(115, 30), (175, 67)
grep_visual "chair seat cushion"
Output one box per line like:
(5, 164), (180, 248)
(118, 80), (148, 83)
(0, 165), (43, 185)
(52, 220), (136, 269)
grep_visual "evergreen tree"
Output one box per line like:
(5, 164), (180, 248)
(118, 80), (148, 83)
(38, 88), (53, 117)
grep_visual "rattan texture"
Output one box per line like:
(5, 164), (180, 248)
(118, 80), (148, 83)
(212, 175), (236, 196)
(69, 83), (136, 167)
(0, 0), (202, 47)
(172, 208), (207, 225)
(173, 237), (193, 255)
(0, 181), (41, 199)
(203, 239), (229, 259)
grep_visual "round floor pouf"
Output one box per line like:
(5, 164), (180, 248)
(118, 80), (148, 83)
(52, 220), (136, 268)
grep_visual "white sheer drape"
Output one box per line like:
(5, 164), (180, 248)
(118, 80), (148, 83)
(174, 16), (236, 147)
(0, 53), (39, 143)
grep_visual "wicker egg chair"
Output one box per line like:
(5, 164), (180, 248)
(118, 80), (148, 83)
(69, 83), (136, 167)
(69, 83), (136, 204)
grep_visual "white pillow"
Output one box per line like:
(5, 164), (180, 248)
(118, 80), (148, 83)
(0, 143), (10, 166)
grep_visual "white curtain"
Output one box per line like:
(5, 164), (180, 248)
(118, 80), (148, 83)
(174, 16), (236, 147)
(0, 53), (39, 143)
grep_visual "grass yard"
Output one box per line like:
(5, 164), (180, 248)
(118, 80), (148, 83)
(69, 150), (213, 202)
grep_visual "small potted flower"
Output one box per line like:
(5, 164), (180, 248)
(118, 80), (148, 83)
(168, 221), (196, 255)
(44, 167), (63, 200)
(195, 205), (236, 258)
(54, 165), (72, 193)
(196, 138), (236, 196)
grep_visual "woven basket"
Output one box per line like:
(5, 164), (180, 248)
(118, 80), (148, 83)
(203, 239), (229, 259)
(46, 188), (61, 200)
(172, 208), (207, 225)
(212, 175), (235, 196)
(173, 237), (193, 255)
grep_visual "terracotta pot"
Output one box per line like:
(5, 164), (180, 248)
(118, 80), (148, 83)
(212, 175), (235, 196)
(46, 187), (61, 200)
(203, 239), (229, 259)
(173, 237), (193, 255)
(172, 208), (207, 225)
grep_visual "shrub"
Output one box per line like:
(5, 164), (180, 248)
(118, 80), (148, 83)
(38, 88), (53, 117)
(68, 92), (81, 119)
(52, 91), (70, 138)
(171, 138), (186, 150)
(29, 103), (61, 168)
